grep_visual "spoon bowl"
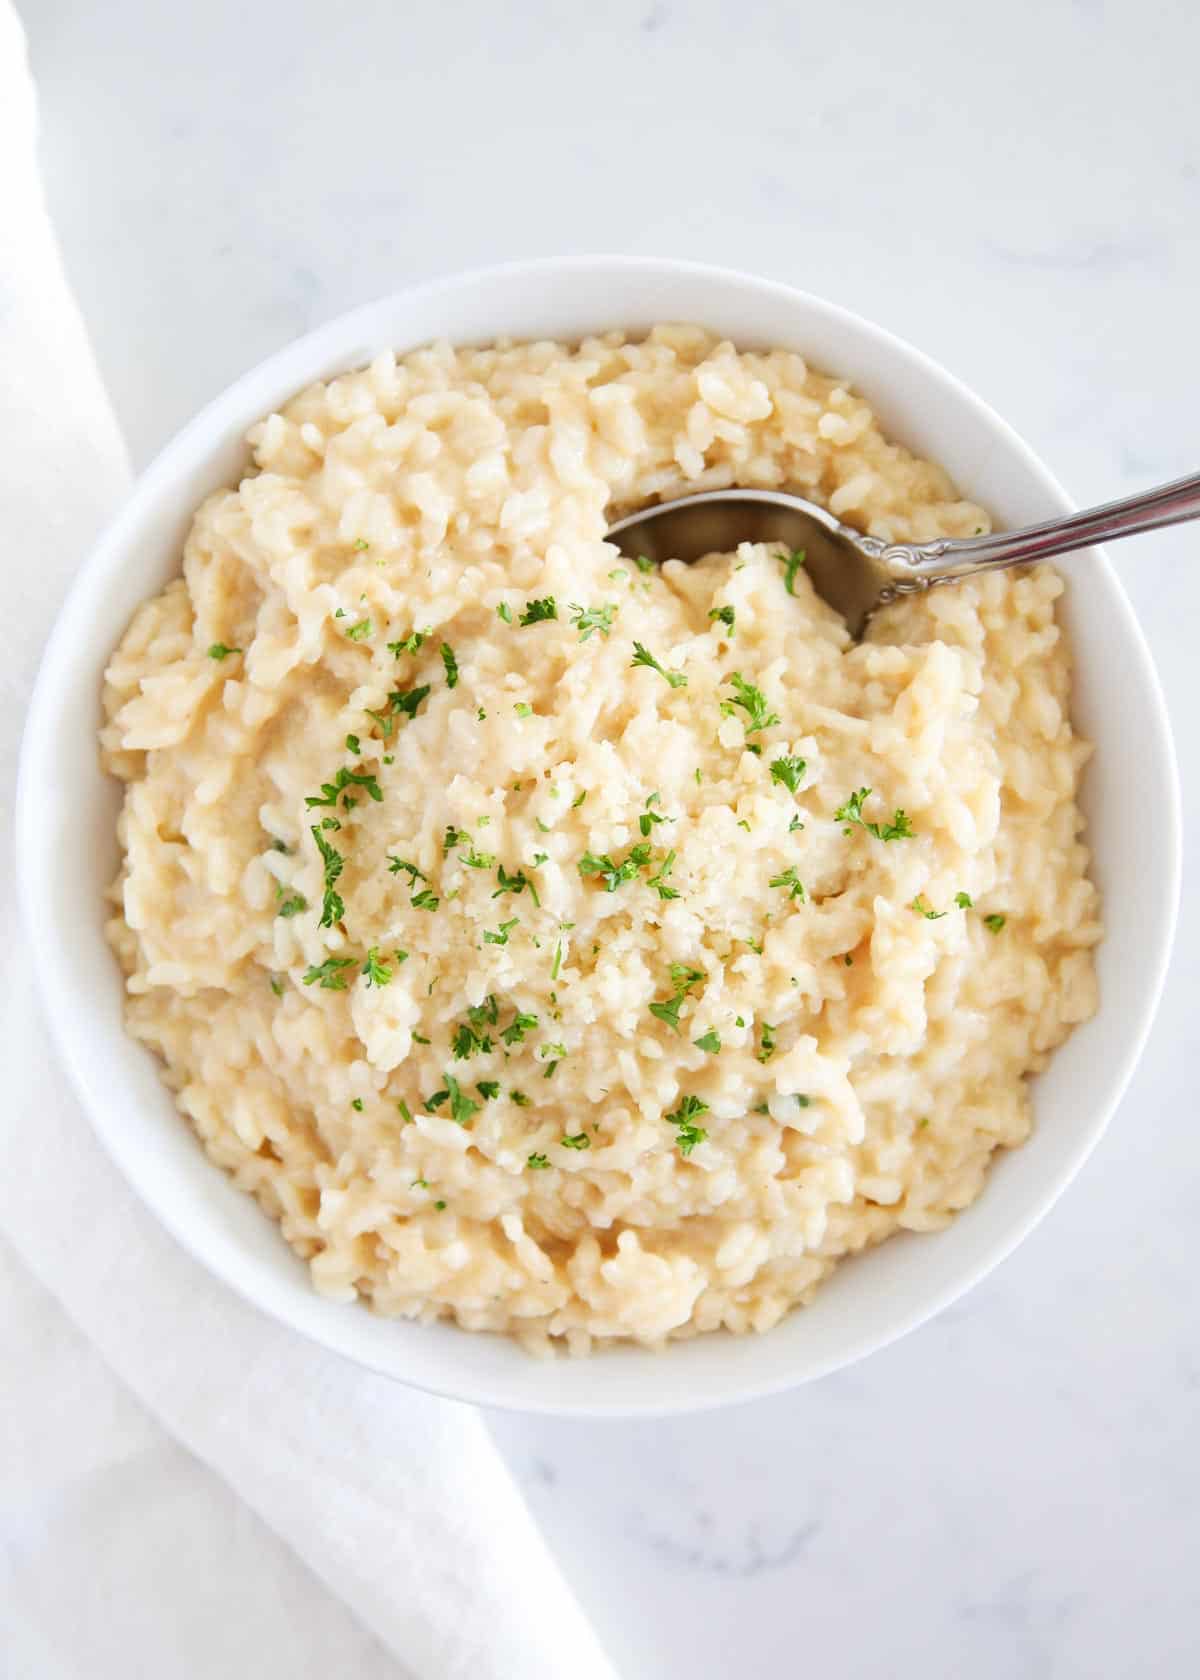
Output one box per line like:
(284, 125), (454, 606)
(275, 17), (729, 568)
(608, 472), (1200, 637)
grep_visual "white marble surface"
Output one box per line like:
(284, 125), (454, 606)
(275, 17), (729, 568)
(18, 0), (1200, 1673)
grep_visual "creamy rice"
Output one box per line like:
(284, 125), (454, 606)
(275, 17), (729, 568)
(101, 326), (1101, 1353)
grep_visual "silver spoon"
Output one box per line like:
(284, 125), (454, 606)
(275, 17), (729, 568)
(607, 470), (1200, 638)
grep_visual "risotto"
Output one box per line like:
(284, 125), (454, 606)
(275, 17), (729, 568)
(101, 327), (1101, 1353)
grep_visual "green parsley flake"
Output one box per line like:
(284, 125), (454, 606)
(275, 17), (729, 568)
(268, 974), (285, 997)
(397, 1099), (413, 1123)
(834, 787), (915, 842)
(514, 703), (533, 718)
(693, 1028), (722, 1053)
(440, 643), (459, 688)
(351, 1098), (364, 1111)
(708, 605), (735, 633)
(578, 843), (651, 893)
(768, 866), (806, 901)
(570, 602), (617, 641)
(910, 896), (947, 921)
(207, 642), (240, 660)
(984, 913), (1007, 933)
(477, 1081), (501, 1100)
(345, 618), (372, 642)
(664, 1094), (709, 1156)
(427, 1073), (480, 1127)
(519, 597), (558, 626)
(511, 1091), (532, 1107)
(634, 554), (654, 574)
(955, 891), (974, 909)
(410, 888), (440, 912)
(483, 917), (519, 946)
(527, 1152), (550, 1168)
(303, 956), (354, 990)
(361, 947), (393, 987)
(559, 1132), (590, 1150)
(276, 892), (308, 918)
(782, 549), (806, 594)
(757, 1022), (778, 1063)
(305, 764), (383, 810)
(770, 755), (807, 794)
(387, 857), (426, 883)
(387, 631), (428, 657)
(722, 672), (779, 737)
(496, 602), (513, 624)
(631, 641), (687, 689)
(310, 825), (345, 928)
(501, 1011), (539, 1046)
(647, 849), (680, 900)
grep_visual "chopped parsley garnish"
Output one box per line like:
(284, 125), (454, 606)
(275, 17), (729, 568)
(437, 1074), (480, 1127)
(276, 891), (308, 918)
(477, 707), (487, 721)
(572, 791), (587, 809)
(439, 642), (459, 688)
(351, 1098), (364, 1111)
(782, 549), (806, 595)
(305, 765), (383, 810)
(693, 1028), (722, 1053)
(559, 1132), (590, 1150)
(443, 825), (466, 853)
(397, 1099), (413, 1123)
(462, 847), (496, 870)
(788, 814), (805, 833)
(519, 597), (558, 626)
(770, 755), (807, 794)
(207, 642), (240, 660)
(511, 1091), (532, 1107)
(412, 1032), (430, 1045)
(388, 683), (432, 723)
(955, 891), (974, 909)
(647, 849), (680, 900)
(345, 618), (373, 642)
(387, 857), (426, 883)
(501, 1011), (539, 1046)
(477, 1081), (501, 1100)
(302, 956), (354, 989)
(910, 896), (947, 921)
(411, 888), (440, 912)
(310, 825), (345, 928)
(708, 605), (735, 632)
(578, 842), (651, 893)
(834, 787), (915, 842)
(345, 733), (361, 754)
(452, 1018), (494, 1060)
(387, 631), (428, 657)
(268, 974), (285, 996)
(514, 703), (533, 718)
(649, 964), (705, 1033)
(483, 917), (519, 946)
(768, 866), (806, 901)
(795, 1094), (811, 1108)
(664, 1094), (709, 1156)
(352, 538), (370, 551)
(493, 863), (537, 905)
(984, 913), (1007, 933)
(639, 795), (671, 838)
(570, 602), (617, 641)
(361, 947), (393, 987)
(757, 1022), (778, 1063)
(551, 942), (564, 981)
(527, 1152), (550, 1168)
(496, 602), (513, 624)
(631, 641), (687, 688)
(634, 554), (654, 573)
(722, 672), (779, 736)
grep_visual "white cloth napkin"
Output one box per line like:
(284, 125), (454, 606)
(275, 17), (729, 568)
(0, 10), (616, 1678)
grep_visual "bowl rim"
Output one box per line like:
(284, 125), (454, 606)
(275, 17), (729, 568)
(16, 255), (1182, 1416)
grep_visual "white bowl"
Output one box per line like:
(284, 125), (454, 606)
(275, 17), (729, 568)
(17, 258), (1180, 1416)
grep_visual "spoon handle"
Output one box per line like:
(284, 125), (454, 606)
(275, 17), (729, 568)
(897, 469), (1200, 583)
